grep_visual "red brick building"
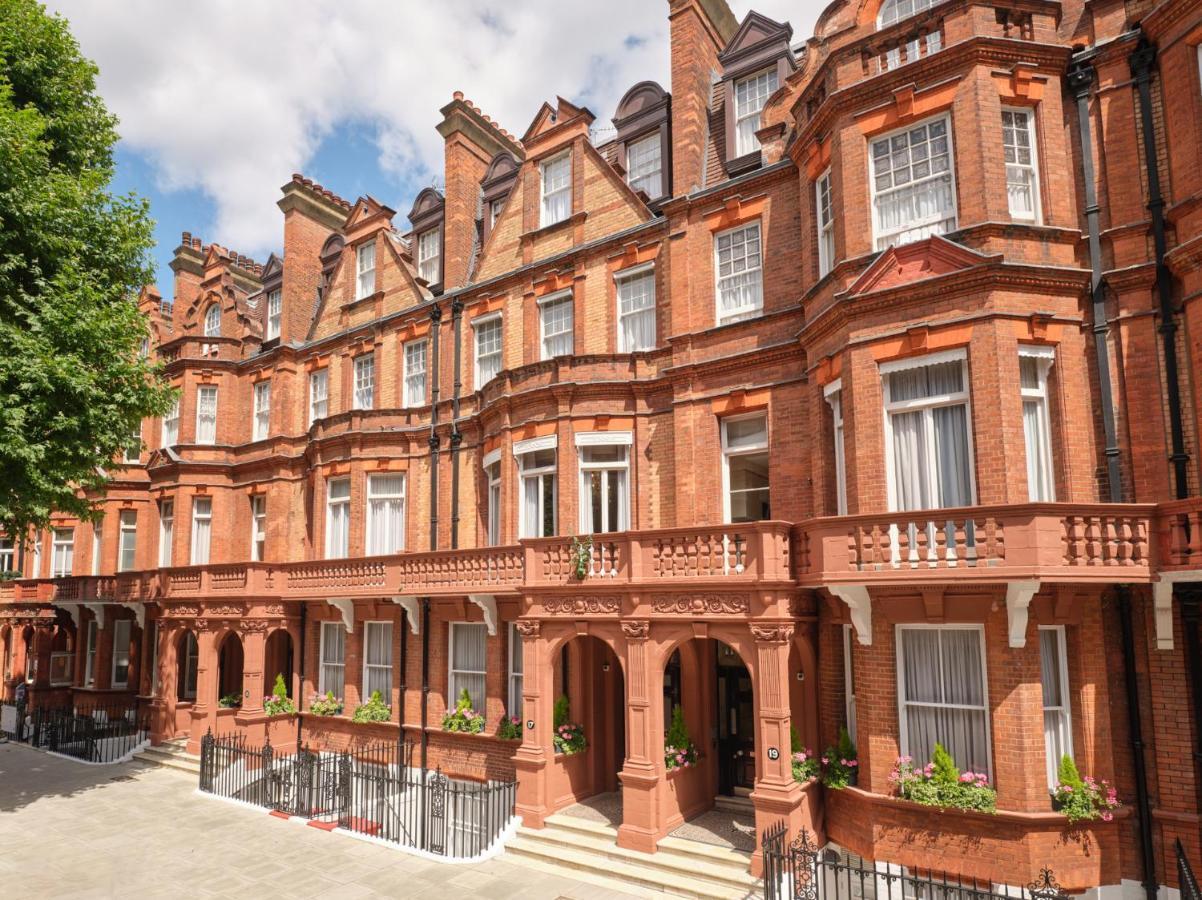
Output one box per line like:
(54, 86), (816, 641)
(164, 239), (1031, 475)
(2, 0), (1202, 892)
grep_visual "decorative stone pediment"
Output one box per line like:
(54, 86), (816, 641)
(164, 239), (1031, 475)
(846, 236), (999, 297)
(343, 195), (396, 233)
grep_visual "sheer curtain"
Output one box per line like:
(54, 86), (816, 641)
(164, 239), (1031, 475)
(618, 271), (656, 352)
(508, 624), (524, 719)
(901, 627), (989, 775)
(363, 622), (392, 700)
(367, 475), (405, 555)
(450, 623), (487, 711)
(191, 500), (211, 565)
(319, 623), (345, 696)
(1040, 627), (1071, 788)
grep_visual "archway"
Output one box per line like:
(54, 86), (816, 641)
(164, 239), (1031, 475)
(216, 633), (244, 705)
(176, 630), (198, 701)
(264, 629), (294, 698)
(48, 625), (74, 686)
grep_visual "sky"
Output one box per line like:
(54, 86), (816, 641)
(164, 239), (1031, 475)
(47, 1), (826, 299)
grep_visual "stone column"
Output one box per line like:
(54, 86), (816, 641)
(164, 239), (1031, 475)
(513, 620), (551, 827)
(617, 620), (662, 854)
(287, 620), (303, 702)
(187, 627), (218, 752)
(150, 621), (174, 743)
(240, 626), (266, 716)
(94, 613), (114, 691)
(31, 625), (54, 691)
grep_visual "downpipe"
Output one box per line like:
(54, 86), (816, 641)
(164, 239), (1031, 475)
(449, 298), (464, 549)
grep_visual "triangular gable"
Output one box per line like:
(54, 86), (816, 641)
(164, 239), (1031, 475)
(343, 195), (396, 234)
(522, 102), (558, 144)
(719, 10), (793, 63)
(845, 236), (999, 296)
(521, 97), (595, 144)
(260, 253), (283, 280)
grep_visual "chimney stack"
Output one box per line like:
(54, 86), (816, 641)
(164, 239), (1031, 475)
(276, 175), (351, 344)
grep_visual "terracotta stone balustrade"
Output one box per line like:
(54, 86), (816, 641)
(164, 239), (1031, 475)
(1156, 497), (1202, 571)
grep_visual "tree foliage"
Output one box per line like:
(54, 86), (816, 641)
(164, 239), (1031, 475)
(0, 0), (174, 541)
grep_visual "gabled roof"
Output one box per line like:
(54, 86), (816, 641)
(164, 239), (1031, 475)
(845, 236), (1000, 296)
(343, 195), (396, 232)
(260, 253), (283, 282)
(719, 10), (793, 63)
(522, 96), (595, 144)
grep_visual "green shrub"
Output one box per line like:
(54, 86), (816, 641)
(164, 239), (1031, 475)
(664, 705), (698, 771)
(308, 691), (343, 717)
(263, 674), (296, 716)
(820, 726), (859, 789)
(441, 687), (485, 734)
(1052, 755), (1120, 823)
(889, 744), (996, 813)
(218, 693), (241, 709)
(351, 690), (391, 724)
(552, 695), (586, 755)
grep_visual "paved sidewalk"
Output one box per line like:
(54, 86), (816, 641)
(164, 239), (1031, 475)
(0, 742), (636, 899)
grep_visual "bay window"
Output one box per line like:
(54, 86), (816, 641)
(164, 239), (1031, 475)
(362, 621), (393, 703)
(195, 385), (218, 445)
(111, 619), (131, 689)
(734, 68), (778, 157)
(1002, 108), (1040, 221)
(540, 152), (571, 227)
(417, 228), (441, 284)
(816, 169), (835, 278)
(366, 474), (405, 556)
(539, 292), (574, 359)
(474, 315), (502, 388)
(870, 115), (957, 250)
(825, 381), (847, 515)
(253, 381), (271, 441)
(508, 622), (524, 720)
(118, 510), (137, 572)
(309, 369), (328, 425)
(356, 241), (376, 299)
(318, 622), (345, 697)
(162, 398), (180, 447)
(250, 495), (266, 562)
(190, 498), (211, 565)
(1020, 347), (1056, 501)
(878, 0), (938, 27)
(616, 266), (656, 352)
(626, 132), (663, 198)
(715, 222), (763, 325)
(516, 438), (557, 538)
(722, 414), (770, 523)
(403, 340), (427, 408)
(353, 354), (375, 410)
(449, 622), (487, 713)
(51, 528), (74, 577)
(1040, 625), (1073, 790)
(325, 478), (350, 558)
(898, 625), (991, 777)
(158, 501), (173, 568)
(577, 433), (630, 534)
(266, 288), (281, 340)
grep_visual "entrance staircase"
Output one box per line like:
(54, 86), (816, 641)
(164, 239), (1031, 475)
(131, 738), (201, 777)
(508, 813), (759, 899)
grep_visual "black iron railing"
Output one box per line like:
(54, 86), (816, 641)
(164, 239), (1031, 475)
(198, 731), (517, 860)
(1181, 840), (1201, 900)
(762, 824), (1074, 900)
(0, 698), (148, 763)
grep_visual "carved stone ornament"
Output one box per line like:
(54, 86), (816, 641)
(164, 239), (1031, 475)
(750, 623), (794, 643)
(163, 604), (201, 618)
(240, 619), (270, 632)
(542, 596), (621, 615)
(205, 604), (247, 617)
(620, 620), (650, 640)
(514, 620), (540, 638)
(651, 594), (750, 615)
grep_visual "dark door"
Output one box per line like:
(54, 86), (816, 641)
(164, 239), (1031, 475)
(717, 662), (755, 794)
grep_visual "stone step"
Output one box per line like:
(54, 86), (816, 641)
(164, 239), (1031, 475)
(132, 743), (201, 776)
(545, 813), (755, 874)
(713, 795), (755, 815)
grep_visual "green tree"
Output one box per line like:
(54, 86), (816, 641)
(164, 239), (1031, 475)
(0, 0), (174, 542)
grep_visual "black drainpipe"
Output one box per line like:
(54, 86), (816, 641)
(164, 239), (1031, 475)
(1181, 591), (1202, 863)
(1069, 51), (1157, 900)
(449, 298), (464, 549)
(419, 596), (430, 849)
(428, 304), (442, 552)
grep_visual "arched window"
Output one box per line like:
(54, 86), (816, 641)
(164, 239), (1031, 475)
(878, 0), (937, 27)
(203, 304), (221, 337)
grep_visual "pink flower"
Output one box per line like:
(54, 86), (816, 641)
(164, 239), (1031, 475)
(1101, 812), (1114, 822)
(821, 757), (829, 765)
(848, 760), (858, 767)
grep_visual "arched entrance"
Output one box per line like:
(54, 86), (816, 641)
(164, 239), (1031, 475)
(48, 624), (74, 687)
(216, 633), (243, 705)
(264, 629), (294, 697)
(176, 630), (198, 701)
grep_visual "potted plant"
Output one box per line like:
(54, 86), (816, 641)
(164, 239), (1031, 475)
(820, 726), (858, 788)
(889, 743), (997, 813)
(263, 674), (296, 716)
(552, 695), (586, 755)
(351, 690), (391, 724)
(1052, 755), (1120, 823)
(570, 535), (593, 580)
(497, 710), (522, 741)
(441, 688), (485, 734)
(218, 693), (242, 709)
(664, 704), (698, 771)
(308, 691), (343, 717)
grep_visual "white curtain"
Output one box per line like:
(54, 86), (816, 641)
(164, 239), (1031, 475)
(319, 624), (345, 696)
(196, 387), (217, 444)
(1040, 628), (1071, 788)
(367, 475), (405, 555)
(933, 405), (971, 507)
(450, 623), (487, 712)
(363, 622), (392, 700)
(875, 177), (954, 249)
(618, 272), (656, 352)
(191, 500), (211, 565)
(1024, 398), (1053, 501)
(901, 628), (989, 775)
(521, 475), (540, 539)
(326, 481), (350, 558)
(891, 410), (930, 512)
(508, 624), (524, 719)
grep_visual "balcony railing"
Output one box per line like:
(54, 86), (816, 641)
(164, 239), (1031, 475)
(1156, 497), (1202, 571)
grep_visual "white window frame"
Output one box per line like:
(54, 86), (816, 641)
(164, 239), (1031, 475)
(417, 228), (441, 284)
(878, 0), (938, 27)
(540, 152), (572, 228)
(896, 623), (993, 780)
(881, 349), (977, 513)
(485, 450), (502, 547)
(203, 304), (221, 338)
(158, 501), (173, 568)
(539, 291), (574, 360)
(0, 536), (15, 574)
(816, 168), (836, 278)
(714, 222), (764, 325)
(252, 381), (271, 442)
(51, 528), (74, 578)
(318, 622), (346, 698)
(1002, 107), (1041, 223)
(508, 622), (524, 720)
(626, 132), (663, 198)
(84, 620), (98, 687)
(190, 498), (211, 566)
(161, 397), (180, 447)
(721, 413), (770, 524)
(843, 624), (857, 745)
(325, 478), (351, 559)
(448, 622), (487, 713)
(576, 431), (632, 535)
(616, 263), (656, 353)
(250, 495), (267, 562)
(869, 113), (958, 251)
(403, 340), (427, 408)
(309, 369), (329, 426)
(474, 314), (503, 388)
(266, 288), (282, 341)
(118, 510), (137, 572)
(353, 354), (375, 410)
(365, 473), (406, 556)
(195, 385), (218, 445)
(90, 518), (102, 576)
(734, 67), (779, 157)
(490, 199), (505, 230)
(361, 621), (393, 703)
(1020, 346), (1056, 502)
(1039, 624), (1073, 790)
(516, 436), (558, 539)
(825, 380), (848, 515)
(356, 241), (376, 300)
(111, 618), (132, 689)
(31, 534), (42, 578)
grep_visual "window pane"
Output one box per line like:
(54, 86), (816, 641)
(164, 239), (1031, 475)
(627, 133), (662, 197)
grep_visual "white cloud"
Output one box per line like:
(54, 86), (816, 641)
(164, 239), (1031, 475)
(48, 0), (821, 256)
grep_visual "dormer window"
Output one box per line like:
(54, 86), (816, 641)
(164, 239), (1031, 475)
(626, 133), (663, 198)
(203, 304), (221, 338)
(734, 68), (778, 157)
(265, 289), (281, 340)
(417, 229), (441, 284)
(540, 152), (572, 227)
(878, 0), (938, 28)
(490, 199), (505, 230)
(356, 241), (376, 299)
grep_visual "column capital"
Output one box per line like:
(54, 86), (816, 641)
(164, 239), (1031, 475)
(620, 619), (649, 641)
(750, 623), (794, 644)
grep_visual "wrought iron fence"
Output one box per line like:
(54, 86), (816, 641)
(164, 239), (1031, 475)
(1181, 840), (1201, 900)
(0, 698), (148, 763)
(198, 731), (517, 860)
(762, 824), (1073, 900)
